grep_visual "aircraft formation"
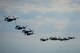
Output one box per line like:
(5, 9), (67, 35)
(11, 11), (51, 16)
(40, 36), (75, 42)
(4, 16), (34, 36)
(4, 16), (75, 41)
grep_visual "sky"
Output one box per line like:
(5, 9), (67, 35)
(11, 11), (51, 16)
(0, 0), (80, 53)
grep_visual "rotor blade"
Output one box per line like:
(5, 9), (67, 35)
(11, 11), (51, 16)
(17, 17), (19, 19)
(13, 16), (15, 18)
(7, 16), (10, 17)
(5, 16), (10, 18)
(25, 25), (28, 27)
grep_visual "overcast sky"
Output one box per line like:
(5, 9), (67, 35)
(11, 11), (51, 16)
(0, 0), (80, 53)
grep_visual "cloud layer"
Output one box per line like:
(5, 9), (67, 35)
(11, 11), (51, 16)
(0, 0), (80, 14)
(0, 0), (80, 32)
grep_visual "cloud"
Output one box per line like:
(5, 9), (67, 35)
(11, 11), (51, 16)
(0, 0), (80, 14)
(18, 16), (69, 31)
(0, 0), (80, 32)
(17, 14), (80, 32)
(53, 18), (69, 30)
